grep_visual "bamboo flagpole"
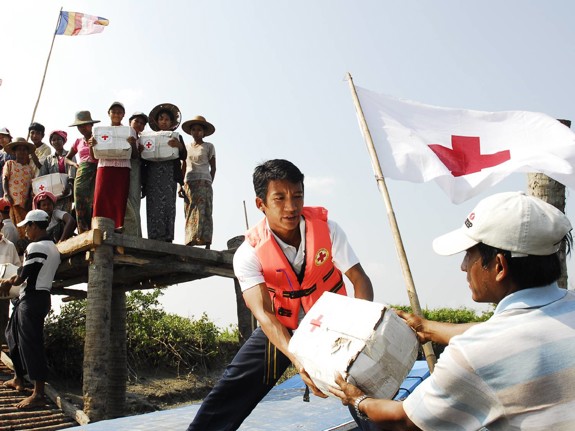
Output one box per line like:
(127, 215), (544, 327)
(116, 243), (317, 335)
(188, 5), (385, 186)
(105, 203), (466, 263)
(30, 7), (63, 124)
(346, 72), (437, 372)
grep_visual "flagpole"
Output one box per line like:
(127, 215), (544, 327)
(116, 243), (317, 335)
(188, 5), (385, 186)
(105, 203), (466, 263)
(30, 7), (63, 124)
(346, 72), (437, 372)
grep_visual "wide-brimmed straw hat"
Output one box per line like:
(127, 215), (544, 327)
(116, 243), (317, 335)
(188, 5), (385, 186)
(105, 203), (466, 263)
(182, 116), (216, 137)
(69, 111), (101, 127)
(4, 137), (35, 153)
(148, 103), (181, 132)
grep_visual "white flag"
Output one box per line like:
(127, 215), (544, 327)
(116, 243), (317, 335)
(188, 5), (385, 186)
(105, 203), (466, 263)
(356, 86), (575, 203)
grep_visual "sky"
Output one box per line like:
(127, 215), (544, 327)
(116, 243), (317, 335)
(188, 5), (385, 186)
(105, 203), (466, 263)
(1, 1), (574, 328)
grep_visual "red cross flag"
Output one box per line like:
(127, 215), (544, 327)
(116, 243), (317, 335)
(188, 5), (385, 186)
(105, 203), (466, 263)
(355, 86), (575, 203)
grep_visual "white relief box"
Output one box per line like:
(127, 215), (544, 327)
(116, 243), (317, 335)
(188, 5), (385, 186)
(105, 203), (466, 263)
(289, 292), (419, 399)
(140, 131), (180, 162)
(92, 126), (134, 160)
(32, 173), (69, 197)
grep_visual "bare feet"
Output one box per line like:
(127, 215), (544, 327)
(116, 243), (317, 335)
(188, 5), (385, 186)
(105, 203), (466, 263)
(17, 393), (46, 409)
(3, 378), (24, 391)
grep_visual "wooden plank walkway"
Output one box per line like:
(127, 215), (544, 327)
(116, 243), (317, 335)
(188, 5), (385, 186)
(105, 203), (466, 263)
(0, 351), (78, 431)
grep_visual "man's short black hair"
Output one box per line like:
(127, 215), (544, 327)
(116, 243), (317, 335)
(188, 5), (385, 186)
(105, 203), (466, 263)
(253, 159), (304, 201)
(28, 122), (45, 134)
(477, 232), (573, 289)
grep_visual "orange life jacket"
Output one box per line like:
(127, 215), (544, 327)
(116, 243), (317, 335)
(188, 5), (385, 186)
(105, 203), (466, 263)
(246, 206), (347, 330)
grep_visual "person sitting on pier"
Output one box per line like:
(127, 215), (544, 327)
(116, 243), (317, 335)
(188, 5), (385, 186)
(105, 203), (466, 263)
(1, 209), (61, 409)
(33, 191), (76, 243)
(331, 192), (575, 431)
(187, 159), (374, 431)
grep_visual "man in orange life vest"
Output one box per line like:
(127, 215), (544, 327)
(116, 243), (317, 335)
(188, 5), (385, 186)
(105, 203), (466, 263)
(187, 159), (374, 430)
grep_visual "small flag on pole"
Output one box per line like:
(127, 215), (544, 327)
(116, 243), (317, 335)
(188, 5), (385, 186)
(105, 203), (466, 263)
(355, 86), (575, 203)
(55, 11), (109, 36)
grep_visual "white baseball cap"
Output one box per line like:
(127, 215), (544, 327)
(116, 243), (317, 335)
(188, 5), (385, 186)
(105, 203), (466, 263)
(17, 209), (49, 227)
(433, 191), (572, 256)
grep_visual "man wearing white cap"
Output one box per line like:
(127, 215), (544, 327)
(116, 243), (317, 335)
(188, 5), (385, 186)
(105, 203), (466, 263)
(331, 191), (574, 430)
(1, 209), (60, 409)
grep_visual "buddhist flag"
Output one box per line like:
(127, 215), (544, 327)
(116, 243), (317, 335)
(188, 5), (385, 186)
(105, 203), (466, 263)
(355, 86), (575, 203)
(55, 11), (109, 36)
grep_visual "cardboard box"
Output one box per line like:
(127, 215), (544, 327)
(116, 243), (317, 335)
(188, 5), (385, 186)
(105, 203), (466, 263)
(92, 126), (134, 159)
(140, 131), (180, 161)
(0, 263), (25, 299)
(288, 292), (419, 399)
(32, 173), (69, 197)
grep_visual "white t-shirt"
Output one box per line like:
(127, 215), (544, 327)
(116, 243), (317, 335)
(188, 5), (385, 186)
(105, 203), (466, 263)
(233, 217), (359, 292)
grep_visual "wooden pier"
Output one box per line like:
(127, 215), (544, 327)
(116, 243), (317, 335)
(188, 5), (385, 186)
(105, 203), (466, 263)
(50, 217), (237, 424)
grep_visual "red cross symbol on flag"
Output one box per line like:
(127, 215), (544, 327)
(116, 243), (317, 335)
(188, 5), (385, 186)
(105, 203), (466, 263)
(428, 136), (510, 177)
(310, 314), (323, 332)
(101, 135), (109, 141)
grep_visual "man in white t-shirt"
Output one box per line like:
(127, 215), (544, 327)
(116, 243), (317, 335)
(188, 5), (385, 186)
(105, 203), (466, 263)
(187, 159), (374, 431)
(1, 209), (60, 409)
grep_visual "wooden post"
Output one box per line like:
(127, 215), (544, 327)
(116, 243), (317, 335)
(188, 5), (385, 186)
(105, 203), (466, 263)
(108, 289), (127, 417)
(527, 118), (571, 289)
(227, 235), (254, 344)
(83, 217), (115, 421)
(346, 73), (437, 371)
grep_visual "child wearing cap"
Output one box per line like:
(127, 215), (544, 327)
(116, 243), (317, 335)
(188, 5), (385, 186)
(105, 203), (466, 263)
(123, 112), (148, 237)
(180, 116), (216, 248)
(2, 138), (36, 239)
(142, 103), (187, 242)
(1, 209), (60, 409)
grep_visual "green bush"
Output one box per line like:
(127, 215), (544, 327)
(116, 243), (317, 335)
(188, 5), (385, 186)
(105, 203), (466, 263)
(44, 289), (240, 380)
(392, 305), (493, 358)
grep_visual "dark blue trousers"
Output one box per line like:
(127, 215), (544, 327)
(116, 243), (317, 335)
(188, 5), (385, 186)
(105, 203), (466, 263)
(187, 327), (291, 430)
(5, 291), (51, 381)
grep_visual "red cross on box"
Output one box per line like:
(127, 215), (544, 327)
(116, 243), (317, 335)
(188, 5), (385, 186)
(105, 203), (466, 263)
(310, 314), (323, 332)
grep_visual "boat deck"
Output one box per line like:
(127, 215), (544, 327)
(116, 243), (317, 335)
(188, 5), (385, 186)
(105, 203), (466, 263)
(66, 361), (430, 430)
